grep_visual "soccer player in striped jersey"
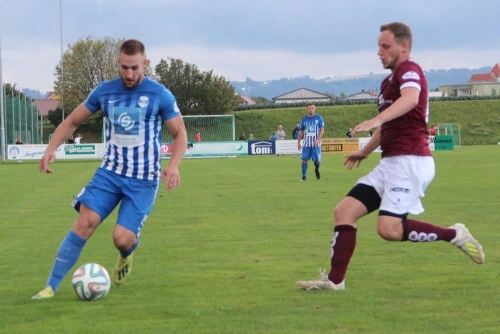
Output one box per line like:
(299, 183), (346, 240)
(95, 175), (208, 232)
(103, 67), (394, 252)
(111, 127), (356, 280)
(32, 39), (187, 299)
(297, 22), (484, 291)
(297, 103), (325, 181)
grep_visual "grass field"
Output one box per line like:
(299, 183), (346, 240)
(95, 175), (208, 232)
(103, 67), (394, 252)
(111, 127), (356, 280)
(1, 146), (499, 333)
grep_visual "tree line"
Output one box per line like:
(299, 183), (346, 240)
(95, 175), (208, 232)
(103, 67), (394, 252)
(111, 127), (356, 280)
(48, 36), (238, 128)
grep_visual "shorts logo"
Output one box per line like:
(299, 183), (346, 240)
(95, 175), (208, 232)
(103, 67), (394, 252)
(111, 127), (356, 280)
(138, 96), (149, 108)
(390, 187), (409, 193)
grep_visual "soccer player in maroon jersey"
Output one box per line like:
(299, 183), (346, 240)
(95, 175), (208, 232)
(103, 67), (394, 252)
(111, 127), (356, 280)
(297, 22), (485, 291)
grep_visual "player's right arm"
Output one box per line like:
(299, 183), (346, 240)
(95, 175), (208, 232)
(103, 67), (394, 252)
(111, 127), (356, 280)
(297, 129), (304, 151)
(343, 127), (381, 170)
(39, 103), (93, 173)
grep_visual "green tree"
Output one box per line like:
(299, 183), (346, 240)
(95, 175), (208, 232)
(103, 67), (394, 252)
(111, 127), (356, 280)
(155, 57), (237, 115)
(491, 87), (497, 97)
(54, 36), (149, 130)
(54, 36), (125, 114)
(47, 107), (64, 127)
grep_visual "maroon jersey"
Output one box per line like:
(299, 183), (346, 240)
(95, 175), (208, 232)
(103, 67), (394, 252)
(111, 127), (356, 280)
(378, 59), (431, 158)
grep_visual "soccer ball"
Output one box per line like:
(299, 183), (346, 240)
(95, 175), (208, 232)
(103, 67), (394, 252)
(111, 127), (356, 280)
(71, 263), (111, 301)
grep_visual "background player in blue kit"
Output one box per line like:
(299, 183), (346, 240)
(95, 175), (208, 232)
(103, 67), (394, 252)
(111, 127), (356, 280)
(32, 39), (188, 299)
(297, 103), (325, 181)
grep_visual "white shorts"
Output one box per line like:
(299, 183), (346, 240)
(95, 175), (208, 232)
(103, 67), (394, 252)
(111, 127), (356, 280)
(357, 155), (435, 215)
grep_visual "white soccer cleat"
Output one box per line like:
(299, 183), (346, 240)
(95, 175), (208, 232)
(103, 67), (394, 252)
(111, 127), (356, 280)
(450, 223), (485, 264)
(296, 268), (345, 291)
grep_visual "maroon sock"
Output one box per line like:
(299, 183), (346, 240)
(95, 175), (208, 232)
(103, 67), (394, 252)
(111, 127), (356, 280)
(402, 219), (456, 242)
(328, 225), (357, 285)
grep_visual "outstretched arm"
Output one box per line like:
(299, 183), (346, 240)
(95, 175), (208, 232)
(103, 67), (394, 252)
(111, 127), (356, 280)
(351, 87), (419, 136)
(39, 103), (92, 173)
(343, 127), (381, 169)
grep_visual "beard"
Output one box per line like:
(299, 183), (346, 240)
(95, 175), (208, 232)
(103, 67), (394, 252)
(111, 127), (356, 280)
(121, 75), (142, 88)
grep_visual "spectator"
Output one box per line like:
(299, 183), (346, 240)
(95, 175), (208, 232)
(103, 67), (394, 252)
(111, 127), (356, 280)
(195, 132), (201, 143)
(74, 134), (82, 144)
(429, 125), (436, 136)
(292, 123), (300, 140)
(346, 128), (355, 138)
(68, 135), (75, 144)
(15, 137), (23, 162)
(276, 125), (286, 140)
(270, 131), (277, 140)
(238, 132), (246, 141)
(248, 133), (254, 141)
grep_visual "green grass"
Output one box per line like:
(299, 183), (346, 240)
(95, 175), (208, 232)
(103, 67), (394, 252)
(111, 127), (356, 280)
(1, 147), (499, 333)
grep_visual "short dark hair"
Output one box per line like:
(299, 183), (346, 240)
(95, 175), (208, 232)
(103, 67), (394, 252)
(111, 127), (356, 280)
(120, 39), (145, 56)
(380, 22), (412, 51)
(307, 102), (315, 106)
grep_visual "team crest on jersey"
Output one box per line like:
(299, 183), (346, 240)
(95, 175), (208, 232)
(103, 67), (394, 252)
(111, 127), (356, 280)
(402, 71), (420, 80)
(138, 96), (149, 108)
(173, 102), (180, 113)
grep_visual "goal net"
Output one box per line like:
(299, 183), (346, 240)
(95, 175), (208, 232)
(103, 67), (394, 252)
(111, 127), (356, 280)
(162, 115), (235, 143)
(437, 123), (461, 147)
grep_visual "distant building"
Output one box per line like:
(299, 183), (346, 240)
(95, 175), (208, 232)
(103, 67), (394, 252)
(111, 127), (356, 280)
(439, 63), (500, 97)
(272, 88), (331, 104)
(34, 91), (60, 116)
(428, 91), (444, 98)
(236, 94), (256, 106)
(344, 89), (378, 101)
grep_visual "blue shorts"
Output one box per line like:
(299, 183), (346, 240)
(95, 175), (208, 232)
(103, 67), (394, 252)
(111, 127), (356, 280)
(301, 146), (322, 162)
(73, 168), (160, 236)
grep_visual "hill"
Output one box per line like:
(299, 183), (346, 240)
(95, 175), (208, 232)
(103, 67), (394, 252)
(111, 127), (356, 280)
(231, 66), (492, 100)
(234, 99), (500, 146)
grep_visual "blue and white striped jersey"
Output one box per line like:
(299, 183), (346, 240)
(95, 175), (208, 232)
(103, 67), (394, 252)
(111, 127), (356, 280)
(300, 114), (325, 147)
(85, 77), (181, 181)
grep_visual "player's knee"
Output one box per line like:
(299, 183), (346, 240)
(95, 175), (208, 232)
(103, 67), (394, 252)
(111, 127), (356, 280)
(333, 203), (352, 225)
(377, 219), (403, 241)
(113, 230), (136, 251)
(72, 217), (99, 239)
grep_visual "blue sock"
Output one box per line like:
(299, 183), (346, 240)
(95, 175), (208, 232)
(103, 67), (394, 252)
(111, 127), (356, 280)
(302, 162), (308, 177)
(46, 230), (86, 292)
(314, 162), (320, 171)
(119, 238), (138, 258)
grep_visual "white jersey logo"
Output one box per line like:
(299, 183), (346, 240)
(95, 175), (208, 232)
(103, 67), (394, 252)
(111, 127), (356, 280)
(402, 71), (420, 80)
(138, 96), (149, 108)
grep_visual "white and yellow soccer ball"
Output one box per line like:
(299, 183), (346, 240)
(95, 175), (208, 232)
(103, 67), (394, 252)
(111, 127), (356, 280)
(71, 263), (111, 301)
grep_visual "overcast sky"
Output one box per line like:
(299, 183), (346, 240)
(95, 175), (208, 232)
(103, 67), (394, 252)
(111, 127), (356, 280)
(1, 0), (500, 92)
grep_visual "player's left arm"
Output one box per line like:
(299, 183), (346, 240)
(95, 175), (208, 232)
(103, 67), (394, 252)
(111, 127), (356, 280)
(162, 115), (187, 191)
(352, 87), (419, 135)
(314, 126), (325, 147)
